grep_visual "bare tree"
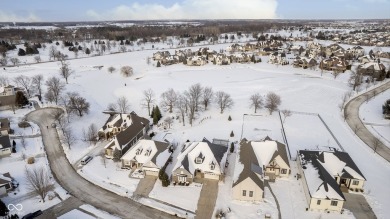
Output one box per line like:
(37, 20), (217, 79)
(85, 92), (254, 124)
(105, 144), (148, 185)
(202, 86), (213, 110)
(372, 89), (377, 98)
(281, 109), (292, 124)
(106, 103), (117, 112)
(0, 57), (7, 66)
(332, 70), (341, 79)
(19, 132), (27, 149)
(25, 166), (53, 203)
(142, 89), (155, 116)
(107, 66), (116, 73)
(45, 76), (66, 105)
(34, 55), (41, 63)
(120, 66), (133, 77)
(249, 93), (263, 113)
(116, 96), (130, 114)
(49, 45), (57, 60)
(82, 123), (98, 145)
(349, 68), (362, 91)
(161, 88), (177, 113)
(343, 110), (350, 121)
(73, 49), (78, 58)
(176, 94), (187, 126)
(164, 117), (174, 129)
(119, 45), (127, 53)
(67, 92), (90, 117)
(189, 83), (203, 111)
(265, 92), (281, 115)
(215, 91), (234, 114)
(10, 57), (20, 66)
(0, 75), (9, 86)
(339, 93), (349, 112)
(63, 126), (76, 149)
(372, 137), (381, 153)
(32, 74), (44, 99)
(59, 59), (73, 84)
(14, 75), (33, 97)
(146, 57), (151, 65)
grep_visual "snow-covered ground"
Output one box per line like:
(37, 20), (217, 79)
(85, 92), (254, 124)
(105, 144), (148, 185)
(79, 204), (121, 219)
(78, 157), (139, 197)
(359, 89), (390, 147)
(149, 180), (202, 212)
(1, 39), (390, 218)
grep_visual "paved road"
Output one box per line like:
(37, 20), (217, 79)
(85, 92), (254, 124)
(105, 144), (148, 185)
(344, 80), (390, 162)
(343, 193), (376, 219)
(195, 179), (218, 219)
(26, 108), (174, 219)
(37, 197), (83, 219)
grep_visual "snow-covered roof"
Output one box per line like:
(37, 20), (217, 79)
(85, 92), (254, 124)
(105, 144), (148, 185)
(121, 139), (170, 168)
(251, 141), (278, 167)
(172, 138), (228, 175)
(359, 62), (385, 71)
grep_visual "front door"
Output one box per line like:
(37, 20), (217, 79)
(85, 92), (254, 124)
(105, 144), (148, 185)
(341, 178), (347, 185)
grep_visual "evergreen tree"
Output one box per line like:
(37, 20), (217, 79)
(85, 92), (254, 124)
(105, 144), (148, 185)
(161, 172), (170, 187)
(157, 61), (161, 67)
(85, 48), (91, 55)
(150, 106), (155, 118)
(0, 199), (9, 216)
(230, 130), (234, 137)
(15, 91), (29, 107)
(251, 54), (256, 63)
(18, 48), (26, 56)
(228, 115), (232, 121)
(230, 142), (234, 153)
(153, 106), (162, 125)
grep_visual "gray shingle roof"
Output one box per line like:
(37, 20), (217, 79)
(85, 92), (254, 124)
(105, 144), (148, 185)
(115, 112), (149, 150)
(0, 134), (11, 149)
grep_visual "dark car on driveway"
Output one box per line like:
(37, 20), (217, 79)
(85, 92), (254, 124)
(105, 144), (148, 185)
(22, 210), (42, 219)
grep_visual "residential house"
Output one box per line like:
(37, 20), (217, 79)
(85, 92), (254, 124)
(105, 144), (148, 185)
(170, 138), (228, 185)
(0, 172), (13, 197)
(297, 150), (366, 213)
(346, 46), (365, 58)
(293, 57), (318, 69)
(325, 44), (344, 57)
(0, 118), (11, 135)
(232, 137), (290, 202)
(0, 85), (17, 111)
(358, 54), (376, 64)
(186, 56), (207, 66)
(215, 54), (231, 65)
(103, 112), (150, 158)
(120, 139), (171, 176)
(357, 61), (386, 80)
(0, 132), (11, 157)
(153, 51), (171, 61)
(268, 52), (289, 65)
(232, 53), (251, 63)
(161, 55), (179, 66)
(319, 57), (349, 73)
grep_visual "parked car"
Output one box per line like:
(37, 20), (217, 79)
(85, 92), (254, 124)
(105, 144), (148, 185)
(81, 156), (93, 165)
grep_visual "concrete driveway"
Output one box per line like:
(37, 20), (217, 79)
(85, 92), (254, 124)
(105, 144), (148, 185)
(134, 175), (157, 198)
(27, 108), (174, 219)
(343, 193), (376, 219)
(344, 80), (390, 162)
(195, 179), (219, 219)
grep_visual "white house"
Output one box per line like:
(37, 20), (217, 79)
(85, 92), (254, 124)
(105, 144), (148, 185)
(297, 150), (366, 213)
(120, 139), (171, 176)
(0, 133), (11, 157)
(0, 172), (13, 197)
(170, 138), (228, 185)
(232, 137), (290, 202)
(268, 52), (288, 65)
(186, 56), (207, 66)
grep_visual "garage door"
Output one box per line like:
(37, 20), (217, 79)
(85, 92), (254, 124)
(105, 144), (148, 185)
(204, 173), (219, 180)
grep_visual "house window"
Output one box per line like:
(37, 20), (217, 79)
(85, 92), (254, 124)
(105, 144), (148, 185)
(249, 191), (253, 197)
(317, 200), (321, 205)
(352, 180), (359, 186)
(210, 164), (215, 170)
(281, 169), (287, 174)
(195, 157), (203, 164)
(331, 201), (338, 206)
(242, 190), (246, 196)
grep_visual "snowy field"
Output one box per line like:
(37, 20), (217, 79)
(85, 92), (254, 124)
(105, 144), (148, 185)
(149, 181), (202, 212)
(1, 39), (390, 218)
(284, 113), (341, 158)
(359, 89), (390, 147)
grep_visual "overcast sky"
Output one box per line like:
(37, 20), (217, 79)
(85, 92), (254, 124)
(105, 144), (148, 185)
(1, 0), (389, 22)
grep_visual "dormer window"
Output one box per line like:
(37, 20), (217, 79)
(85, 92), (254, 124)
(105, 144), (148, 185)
(145, 149), (151, 156)
(136, 148), (143, 155)
(210, 162), (215, 170)
(195, 157), (202, 164)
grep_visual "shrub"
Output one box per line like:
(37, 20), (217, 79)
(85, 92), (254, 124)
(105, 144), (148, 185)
(230, 130), (234, 137)
(27, 157), (35, 164)
(228, 115), (232, 121)
(230, 142), (234, 153)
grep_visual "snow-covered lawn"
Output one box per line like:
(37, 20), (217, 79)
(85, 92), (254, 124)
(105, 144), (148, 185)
(284, 113), (341, 156)
(359, 89), (390, 147)
(149, 180), (202, 212)
(79, 204), (121, 219)
(78, 157), (139, 197)
(58, 209), (95, 219)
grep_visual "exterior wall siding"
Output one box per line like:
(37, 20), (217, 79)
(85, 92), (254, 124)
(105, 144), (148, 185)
(232, 178), (263, 202)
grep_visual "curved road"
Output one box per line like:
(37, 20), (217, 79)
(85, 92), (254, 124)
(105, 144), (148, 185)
(344, 80), (390, 162)
(26, 108), (174, 219)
